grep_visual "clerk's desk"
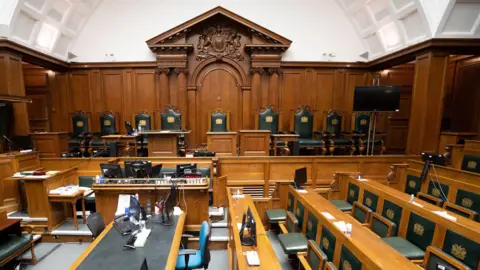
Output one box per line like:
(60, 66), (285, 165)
(70, 213), (186, 270)
(137, 130), (190, 157)
(227, 188), (282, 270)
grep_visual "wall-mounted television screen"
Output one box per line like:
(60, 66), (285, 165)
(353, 86), (401, 112)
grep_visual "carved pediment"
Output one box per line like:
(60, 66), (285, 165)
(146, 6), (291, 49)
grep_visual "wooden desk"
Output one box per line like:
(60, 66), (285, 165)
(239, 130), (270, 156)
(70, 213), (186, 270)
(30, 132), (68, 158)
(138, 130), (190, 157)
(271, 134), (299, 156)
(4, 168), (78, 231)
(101, 134), (139, 157)
(227, 188), (282, 270)
(288, 186), (418, 269)
(207, 131), (237, 156)
(92, 178), (209, 230)
(48, 189), (91, 230)
(438, 132), (477, 153)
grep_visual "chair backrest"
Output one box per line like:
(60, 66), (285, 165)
(352, 202), (371, 224)
(135, 111), (152, 130)
(417, 192), (443, 207)
(323, 261), (337, 270)
(381, 200), (402, 234)
(100, 111), (117, 135)
(443, 202), (477, 220)
(209, 109), (229, 132)
(324, 110), (343, 135)
(370, 212), (397, 238)
(405, 212), (435, 251)
(295, 200), (305, 230)
(71, 110), (89, 136)
(461, 154), (480, 174)
(307, 240), (327, 270)
(346, 183), (359, 205)
(352, 112), (370, 134)
(306, 212), (318, 241)
(454, 189), (480, 219)
(87, 212), (105, 238)
(362, 190), (379, 212)
(79, 176), (95, 188)
(293, 106), (314, 139)
(424, 246), (471, 270)
(427, 180), (449, 202)
(257, 105), (279, 134)
(320, 226), (336, 261)
(161, 105), (182, 130)
(442, 229), (479, 269)
(199, 221), (211, 268)
(339, 245), (362, 270)
(404, 174), (422, 196)
(286, 211), (299, 233)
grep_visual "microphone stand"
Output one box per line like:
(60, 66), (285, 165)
(3, 135), (16, 157)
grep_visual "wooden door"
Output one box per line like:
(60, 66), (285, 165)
(196, 65), (242, 146)
(27, 93), (50, 132)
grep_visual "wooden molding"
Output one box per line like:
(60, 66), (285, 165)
(0, 94), (32, 103)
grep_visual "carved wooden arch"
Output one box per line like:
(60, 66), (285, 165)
(189, 57), (249, 88)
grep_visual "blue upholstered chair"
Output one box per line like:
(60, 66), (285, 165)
(175, 221), (211, 270)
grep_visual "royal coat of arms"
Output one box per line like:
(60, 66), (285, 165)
(197, 25), (244, 61)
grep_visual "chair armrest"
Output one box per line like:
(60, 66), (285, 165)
(279, 223), (288, 234)
(181, 234), (195, 239)
(178, 250), (196, 256)
(417, 192), (443, 206)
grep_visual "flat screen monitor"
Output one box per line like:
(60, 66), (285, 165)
(353, 86), (401, 112)
(175, 163), (197, 177)
(129, 195), (141, 221)
(241, 206), (257, 246)
(124, 160), (152, 178)
(100, 164), (123, 178)
(294, 167), (307, 188)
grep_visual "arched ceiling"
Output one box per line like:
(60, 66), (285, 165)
(1, 0), (479, 62)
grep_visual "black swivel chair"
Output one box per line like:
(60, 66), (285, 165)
(87, 212), (106, 239)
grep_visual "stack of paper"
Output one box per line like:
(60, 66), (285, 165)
(49, 185), (79, 195)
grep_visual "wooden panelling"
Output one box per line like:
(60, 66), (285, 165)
(279, 69), (304, 130)
(68, 72), (91, 112)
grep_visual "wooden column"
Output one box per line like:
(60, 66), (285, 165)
(0, 52), (29, 135)
(156, 68), (170, 126)
(175, 68), (188, 129)
(406, 52), (449, 155)
(268, 68), (282, 107)
(250, 68), (264, 113)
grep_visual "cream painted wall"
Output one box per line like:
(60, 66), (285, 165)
(72, 0), (366, 62)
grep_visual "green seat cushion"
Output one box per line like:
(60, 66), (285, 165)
(299, 139), (324, 146)
(265, 209), (286, 223)
(90, 139), (105, 147)
(278, 233), (308, 254)
(84, 194), (96, 202)
(382, 237), (425, 260)
(331, 138), (353, 146)
(329, 200), (352, 211)
(0, 234), (33, 262)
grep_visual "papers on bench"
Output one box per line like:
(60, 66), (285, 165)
(134, 229), (152, 247)
(333, 221), (352, 236)
(50, 185), (79, 195)
(13, 171), (60, 178)
(321, 212), (335, 220)
(432, 211), (457, 222)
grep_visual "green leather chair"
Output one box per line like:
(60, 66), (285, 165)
(443, 202), (478, 220)
(454, 189), (480, 221)
(278, 211), (308, 254)
(317, 110), (354, 155)
(404, 174), (422, 196)
(266, 209), (286, 225)
(362, 190), (379, 212)
(417, 180), (450, 207)
(320, 226), (336, 261)
(352, 202), (372, 225)
(461, 154), (480, 174)
(0, 233), (36, 266)
(305, 212), (318, 241)
(135, 111), (151, 156)
(305, 240), (328, 270)
(257, 105), (289, 155)
(77, 176), (96, 212)
(209, 109), (229, 132)
(161, 105), (182, 131)
(68, 110), (92, 156)
(441, 229), (479, 269)
(383, 212), (435, 261)
(381, 200), (403, 236)
(292, 105), (326, 155)
(370, 212), (397, 238)
(344, 112), (385, 155)
(90, 111), (118, 156)
(329, 182), (359, 212)
(339, 245), (362, 270)
(424, 246), (471, 270)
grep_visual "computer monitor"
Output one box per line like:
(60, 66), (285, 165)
(129, 195), (141, 221)
(124, 160), (152, 178)
(175, 163), (197, 177)
(125, 121), (134, 135)
(151, 182), (176, 226)
(151, 164), (162, 178)
(100, 164), (123, 178)
(294, 167), (307, 188)
(240, 206), (257, 246)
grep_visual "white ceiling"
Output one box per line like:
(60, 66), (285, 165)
(1, 0), (479, 61)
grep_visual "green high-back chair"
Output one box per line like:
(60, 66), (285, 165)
(161, 105), (182, 131)
(292, 105), (325, 155)
(99, 110), (117, 136)
(135, 110), (151, 131)
(68, 110), (91, 155)
(257, 104), (279, 134)
(71, 110), (89, 138)
(321, 110), (354, 155)
(209, 109), (229, 132)
(348, 112), (385, 155)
